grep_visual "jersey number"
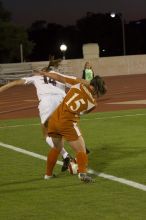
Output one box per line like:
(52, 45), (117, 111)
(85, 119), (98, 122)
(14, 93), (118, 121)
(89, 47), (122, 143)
(66, 93), (86, 111)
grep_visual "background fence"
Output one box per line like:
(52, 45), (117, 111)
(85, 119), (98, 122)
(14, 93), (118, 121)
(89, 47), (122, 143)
(1, 54), (146, 84)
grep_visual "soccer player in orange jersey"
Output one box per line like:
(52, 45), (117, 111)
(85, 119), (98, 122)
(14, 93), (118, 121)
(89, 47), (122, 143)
(40, 71), (107, 183)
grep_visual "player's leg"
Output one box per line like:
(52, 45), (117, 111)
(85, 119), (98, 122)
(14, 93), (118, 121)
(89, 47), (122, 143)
(43, 122), (71, 171)
(68, 136), (94, 183)
(45, 135), (72, 171)
(63, 122), (94, 183)
(68, 136), (87, 173)
(45, 136), (68, 158)
(45, 136), (63, 179)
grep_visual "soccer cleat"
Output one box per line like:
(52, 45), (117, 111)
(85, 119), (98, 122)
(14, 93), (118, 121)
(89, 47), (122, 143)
(78, 173), (95, 183)
(44, 174), (56, 180)
(61, 155), (71, 172)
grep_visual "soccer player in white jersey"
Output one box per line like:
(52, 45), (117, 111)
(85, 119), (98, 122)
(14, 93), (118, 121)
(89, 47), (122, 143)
(0, 72), (75, 171)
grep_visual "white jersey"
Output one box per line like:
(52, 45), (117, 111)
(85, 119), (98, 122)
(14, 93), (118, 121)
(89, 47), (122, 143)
(22, 75), (66, 124)
(22, 75), (65, 101)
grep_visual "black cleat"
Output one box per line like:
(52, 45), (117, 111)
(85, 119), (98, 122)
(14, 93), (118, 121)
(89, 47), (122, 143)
(61, 155), (71, 172)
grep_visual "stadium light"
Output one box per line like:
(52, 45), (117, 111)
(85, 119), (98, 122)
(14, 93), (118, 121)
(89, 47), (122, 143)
(110, 12), (116, 18)
(60, 44), (67, 59)
(110, 12), (126, 55)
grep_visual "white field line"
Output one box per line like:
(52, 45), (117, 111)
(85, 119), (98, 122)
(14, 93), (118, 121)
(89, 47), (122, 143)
(0, 141), (62, 166)
(88, 169), (146, 192)
(82, 113), (146, 121)
(0, 123), (40, 129)
(0, 141), (146, 192)
(0, 112), (146, 129)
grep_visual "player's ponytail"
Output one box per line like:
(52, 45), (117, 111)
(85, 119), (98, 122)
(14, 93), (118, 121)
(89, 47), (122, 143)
(90, 75), (107, 96)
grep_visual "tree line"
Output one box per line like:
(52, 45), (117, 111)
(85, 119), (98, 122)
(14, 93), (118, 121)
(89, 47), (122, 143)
(0, 1), (146, 63)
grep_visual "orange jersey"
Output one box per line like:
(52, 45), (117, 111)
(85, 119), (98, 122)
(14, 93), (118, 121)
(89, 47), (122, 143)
(63, 84), (95, 115)
(48, 78), (96, 141)
(51, 77), (96, 122)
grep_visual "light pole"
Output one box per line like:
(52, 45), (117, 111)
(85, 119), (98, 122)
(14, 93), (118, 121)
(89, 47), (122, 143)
(20, 43), (24, 62)
(110, 12), (126, 55)
(60, 44), (67, 59)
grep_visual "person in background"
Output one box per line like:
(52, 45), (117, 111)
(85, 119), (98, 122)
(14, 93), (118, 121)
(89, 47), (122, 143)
(82, 62), (94, 81)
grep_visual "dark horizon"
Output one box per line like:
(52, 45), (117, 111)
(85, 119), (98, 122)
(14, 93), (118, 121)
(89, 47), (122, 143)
(2, 0), (146, 27)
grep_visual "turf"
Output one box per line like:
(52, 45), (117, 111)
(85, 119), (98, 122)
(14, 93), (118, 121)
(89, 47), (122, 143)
(0, 108), (146, 220)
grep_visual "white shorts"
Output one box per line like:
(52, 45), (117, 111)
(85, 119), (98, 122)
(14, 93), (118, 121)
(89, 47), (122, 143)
(38, 94), (64, 124)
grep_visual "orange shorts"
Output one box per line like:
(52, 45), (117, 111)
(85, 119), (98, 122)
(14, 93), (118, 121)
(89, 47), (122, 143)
(48, 117), (82, 141)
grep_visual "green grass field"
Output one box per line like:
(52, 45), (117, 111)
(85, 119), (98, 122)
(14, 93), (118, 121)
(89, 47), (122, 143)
(0, 108), (146, 220)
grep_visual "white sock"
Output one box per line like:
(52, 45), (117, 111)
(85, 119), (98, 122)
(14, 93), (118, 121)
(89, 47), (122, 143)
(60, 149), (68, 159)
(46, 136), (68, 159)
(46, 136), (54, 148)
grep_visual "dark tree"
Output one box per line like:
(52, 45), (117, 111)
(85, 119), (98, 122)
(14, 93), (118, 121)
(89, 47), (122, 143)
(0, 0), (34, 63)
(28, 21), (64, 61)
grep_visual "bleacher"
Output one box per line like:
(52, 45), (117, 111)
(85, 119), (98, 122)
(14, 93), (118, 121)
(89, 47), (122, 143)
(0, 63), (34, 84)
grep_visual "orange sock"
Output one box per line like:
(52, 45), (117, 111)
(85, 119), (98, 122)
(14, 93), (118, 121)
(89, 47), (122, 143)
(76, 151), (88, 173)
(46, 148), (60, 176)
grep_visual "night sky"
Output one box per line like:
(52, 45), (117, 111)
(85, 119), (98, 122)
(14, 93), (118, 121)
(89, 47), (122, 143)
(2, 0), (146, 27)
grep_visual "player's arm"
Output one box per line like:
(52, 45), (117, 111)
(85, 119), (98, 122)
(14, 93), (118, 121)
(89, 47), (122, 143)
(0, 79), (25, 93)
(39, 70), (90, 86)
